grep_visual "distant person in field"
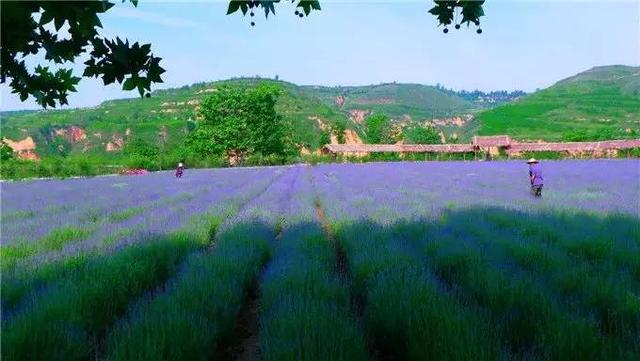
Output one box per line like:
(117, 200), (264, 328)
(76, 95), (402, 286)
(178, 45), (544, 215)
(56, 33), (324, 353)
(175, 162), (184, 178)
(527, 158), (543, 197)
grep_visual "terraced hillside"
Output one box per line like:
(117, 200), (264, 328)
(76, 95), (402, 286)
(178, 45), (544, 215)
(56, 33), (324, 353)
(477, 65), (640, 141)
(0, 79), (354, 159)
(2, 66), (637, 164)
(2, 79), (487, 161)
(302, 83), (475, 120)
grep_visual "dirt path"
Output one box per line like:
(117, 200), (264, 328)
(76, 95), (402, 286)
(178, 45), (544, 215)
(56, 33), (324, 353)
(217, 169), (303, 360)
(314, 204), (348, 278)
(313, 201), (396, 361)
(214, 277), (261, 361)
(214, 221), (288, 361)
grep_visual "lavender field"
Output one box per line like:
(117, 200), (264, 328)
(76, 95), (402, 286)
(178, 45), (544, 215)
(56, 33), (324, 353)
(2, 160), (639, 361)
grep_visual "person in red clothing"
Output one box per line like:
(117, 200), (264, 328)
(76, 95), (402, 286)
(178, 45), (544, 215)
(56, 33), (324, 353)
(175, 162), (184, 178)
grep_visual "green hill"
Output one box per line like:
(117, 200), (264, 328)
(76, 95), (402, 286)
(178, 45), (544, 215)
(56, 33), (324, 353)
(302, 83), (474, 119)
(0, 78), (354, 158)
(3, 66), (637, 165)
(477, 65), (640, 141)
(1, 78), (478, 160)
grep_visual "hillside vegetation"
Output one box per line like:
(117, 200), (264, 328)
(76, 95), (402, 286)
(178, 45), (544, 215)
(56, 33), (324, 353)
(2, 66), (638, 178)
(1, 78), (351, 158)
(302, 83), (475, 119)
(2, 78), (490, 162)
(477, 65), (640, 141)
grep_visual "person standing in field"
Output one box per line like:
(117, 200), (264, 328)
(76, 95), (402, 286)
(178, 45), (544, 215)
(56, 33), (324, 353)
(175, 162), (184, 178)
(527, 158), (543, 197)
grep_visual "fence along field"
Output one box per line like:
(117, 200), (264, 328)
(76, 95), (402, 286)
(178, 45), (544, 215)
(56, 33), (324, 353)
(1, 159), (639, 360)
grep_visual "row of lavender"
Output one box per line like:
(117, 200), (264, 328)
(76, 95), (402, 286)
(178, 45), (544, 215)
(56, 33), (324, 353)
(312, 159), (639, 220)
(310, 160), (640, 359)
(2, 160), (639, 360)
(106, 166), (369, 360)
(2, 167), (286, 311)
(3, 165), (366, 360)
(1, 166), (287, 360)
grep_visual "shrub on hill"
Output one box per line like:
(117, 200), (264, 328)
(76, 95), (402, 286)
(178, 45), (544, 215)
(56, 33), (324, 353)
(403, 123), (441, 144)
(1, 141), (14, 161)
(364, 114), (396, 144)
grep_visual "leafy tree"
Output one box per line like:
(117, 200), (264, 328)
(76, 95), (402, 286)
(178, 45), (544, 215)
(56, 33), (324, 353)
(186, 84), (290, 160)
(331, 119), (347, 144)
(123, 136), (160, 158)
(1, 0), (165, 108)
(319, 130), (331, 146)
(403, 123), (442, 144)
(365, 113), (394, 144)
(227, 0), (485, 33)
(0, 141), (15, 162)
(2, 0), (484, 108)
(49, 136), (73, 157)
(122, 136), (160, 169)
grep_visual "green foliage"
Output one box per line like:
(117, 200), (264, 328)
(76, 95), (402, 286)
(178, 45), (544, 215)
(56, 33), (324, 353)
(2, 254), (90, 311)
(49, 135), (72, 157)
(186, 84), (291, 160)
(226, 0), (483, 32)
(243, 153), (289, 166)
(2, 235), (194, 361)
(227, 1), (320, 18)
(259, 223), (369, 361)
(83, 38), (164, 98)
(105, 222), (270, 361)
(319, 130), (331, 146)
(124, 155), (158, 171)
(121, 136), (162, 169)
(0, 77), (475, 168)
(403, 123), (441, 144)
(624, 147), (640, 158)
(3, 0), (484, 109)
(0, 140), (14, 161)
(301, 153), (334, 165)
(331, 118), (347, 144)
(1, 1), (164, 108)
(1, 226), (91, 271)
(0, 156), (109, 180)
(107, 207), (145, 223)
(304, 83), (474, 119)
(123, 137), (159, 158)
(364, 113), (394, 144)
(560, 128), (637, 142)
(478, 65), (640, 141)
(428, 0), (485, 28)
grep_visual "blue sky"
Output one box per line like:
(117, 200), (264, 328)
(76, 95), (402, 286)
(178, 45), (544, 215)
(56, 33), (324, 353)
(1, 0), (639, 111)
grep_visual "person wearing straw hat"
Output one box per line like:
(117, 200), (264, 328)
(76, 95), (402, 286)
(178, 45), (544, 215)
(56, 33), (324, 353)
(527, 158), (543, 197)
(175, 161), (184, 178)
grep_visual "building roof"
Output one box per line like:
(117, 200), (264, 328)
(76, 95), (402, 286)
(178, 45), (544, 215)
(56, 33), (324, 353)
(507, 139), (640, 153)
(322, 138), (640, 155)
(472, 135), (512, 147)
(322, 143), (474, 154)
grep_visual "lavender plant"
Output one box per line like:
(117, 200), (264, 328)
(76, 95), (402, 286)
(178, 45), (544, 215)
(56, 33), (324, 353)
(1, 159), (638, 360)
(258, 170), (368, 361)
